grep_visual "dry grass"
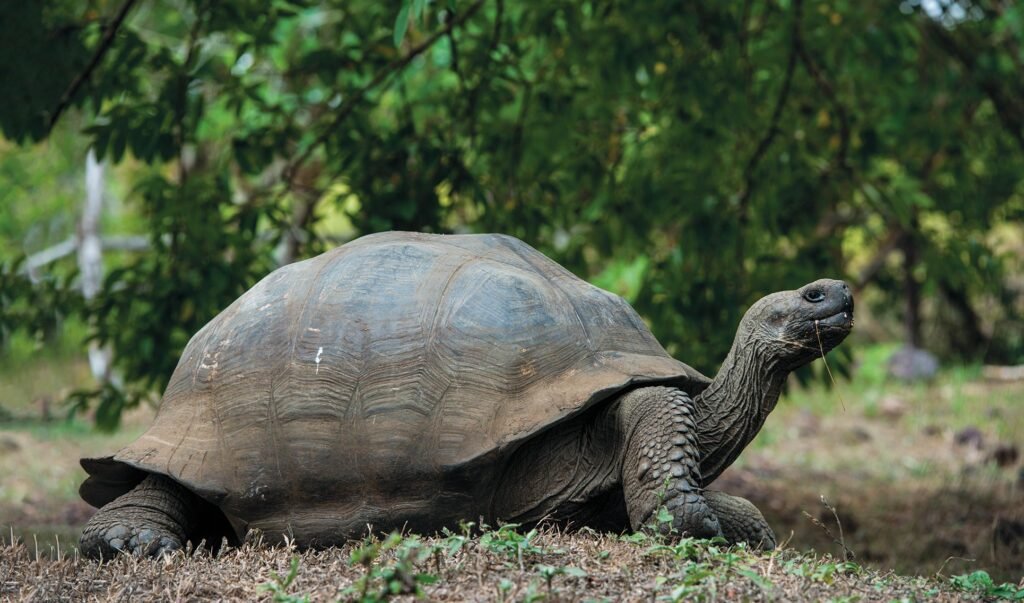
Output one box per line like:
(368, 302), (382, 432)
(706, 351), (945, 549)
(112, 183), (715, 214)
(0, 527), (997, 602)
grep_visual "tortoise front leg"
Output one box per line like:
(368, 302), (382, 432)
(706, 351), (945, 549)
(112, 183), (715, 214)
(80, 474), (198, 559)
(618, 386), (722, 539)
(704, 490), (776, 550)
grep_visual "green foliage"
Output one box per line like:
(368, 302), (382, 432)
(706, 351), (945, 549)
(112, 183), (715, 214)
(535, 562), (587, 596)
(260, 556), (310, 603)
(0, 258), (82, 350)
(0, 125), (93, 259)
(642, 533), (781, 599)
(1, 0), (1023, 426)
(949, 570), (1024, 600)
(0, 3), (90, 142)
(495, 577), (514, 601)
(344, 533), (439, 602)
(86, 171), (280, 397)
(393, 0), (431, 48)
(645, 537), (703, 562)
(479, 523), (545, 567)
(783, 558), (862, 585)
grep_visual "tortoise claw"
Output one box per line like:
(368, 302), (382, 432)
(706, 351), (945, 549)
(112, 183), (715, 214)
(81, 523), (183, 559)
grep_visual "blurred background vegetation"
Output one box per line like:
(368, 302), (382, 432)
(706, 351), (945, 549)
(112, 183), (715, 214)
(0, 0), (1022, 425)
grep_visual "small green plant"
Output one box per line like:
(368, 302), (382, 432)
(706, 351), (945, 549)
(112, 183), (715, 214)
(645, 536), (702, 561)
(260, 556), (310, 603)
(519, 579), (547, 603)
(812, 562), (838, 585)
(656, 562), (719, 602)
(949, 570), (1024, 600)
(438, 526), (468, 556)
(783, 557), (863, 586)
(733, 566), (774, 592)
(479, 523), (544, 569)
(535, 563), (587, 596)
(619, 530), (652, 545)
(431, 526), (469, 573)
(678, 561), (715, 586)
(653, 505), (675, 533)
(496, 578), (515, 602)
(646, 477), (677, 539)
(662, 584), (700, 603)
(343, 533), (439, 602)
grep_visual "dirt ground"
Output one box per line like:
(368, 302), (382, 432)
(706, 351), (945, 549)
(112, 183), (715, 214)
(721, 377), (1024, 583)
(0, 525), (1002, 601)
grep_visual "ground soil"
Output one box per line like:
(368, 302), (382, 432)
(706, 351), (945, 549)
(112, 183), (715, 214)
(0, 528), (995, 601)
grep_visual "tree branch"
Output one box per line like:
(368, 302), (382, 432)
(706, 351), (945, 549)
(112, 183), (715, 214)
(281, 0), (487, 187)
(793, 26), (851, 176)
(921, 18), (1024, 151)
(738, 0), (754, 84)
(735, 0), (802, 224)
(47, 0), (139, 134)
(175, 9), (207, 185)
(23, 235), (150, 274)
(445, 8), (467, 92)
(852, 228), (903, 292)
(465, 0), (504, 143)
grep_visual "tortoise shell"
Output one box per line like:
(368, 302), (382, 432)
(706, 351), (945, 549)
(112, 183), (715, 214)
(81, 232), (708, 540)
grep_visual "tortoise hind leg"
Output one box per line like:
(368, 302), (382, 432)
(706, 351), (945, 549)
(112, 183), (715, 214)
(618, 386), (722, 539)
(80, 474), (198, 559)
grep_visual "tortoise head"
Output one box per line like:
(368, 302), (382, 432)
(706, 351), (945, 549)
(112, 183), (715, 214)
(693, 279), (854, 484)
(741, 279), (854, 370)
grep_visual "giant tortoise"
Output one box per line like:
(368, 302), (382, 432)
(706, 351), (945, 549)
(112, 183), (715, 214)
(79, 231), (853, 558)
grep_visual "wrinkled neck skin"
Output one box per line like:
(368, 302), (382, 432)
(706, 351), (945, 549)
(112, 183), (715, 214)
(692, 332), (791, 487)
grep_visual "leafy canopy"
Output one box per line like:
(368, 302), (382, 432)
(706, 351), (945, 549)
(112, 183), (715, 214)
(1, 0), (1022, 428)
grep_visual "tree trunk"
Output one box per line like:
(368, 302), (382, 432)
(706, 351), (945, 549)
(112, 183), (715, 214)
(901, 229), (922, 349)
(276, 197), (315, 266)
(79, 148), (112, 382)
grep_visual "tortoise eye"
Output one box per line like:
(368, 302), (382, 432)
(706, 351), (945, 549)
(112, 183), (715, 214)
(803, 289), (825, 303)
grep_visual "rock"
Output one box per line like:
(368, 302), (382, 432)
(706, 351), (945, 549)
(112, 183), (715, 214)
(878, 395), (908, 420)
(987, 443), (1019, 468)
(982, 364), (1024, 382)
(0, 435), (20, 453)
(841, 426), (873, 444)
(795, 409), (821, 437)
(954, 426), (984, 449)
(921, 424), (943, 437)
(993, 517), (1024, 555)
(886, 345), (939, 381)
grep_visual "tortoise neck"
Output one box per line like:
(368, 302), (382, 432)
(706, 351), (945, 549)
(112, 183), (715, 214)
(692, 335), (789, 485)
